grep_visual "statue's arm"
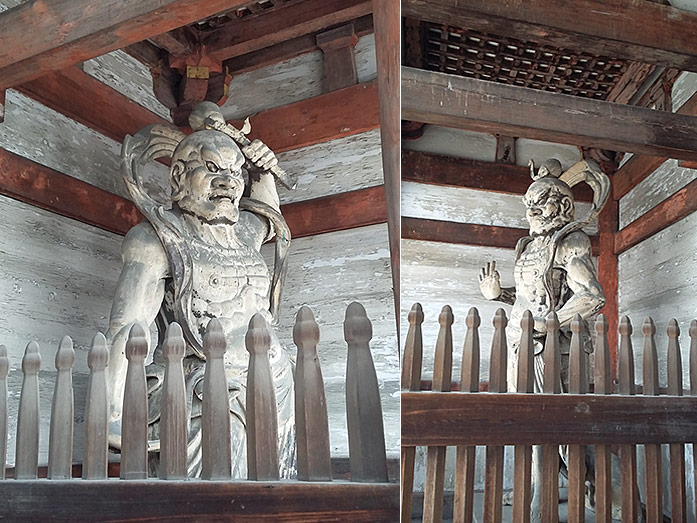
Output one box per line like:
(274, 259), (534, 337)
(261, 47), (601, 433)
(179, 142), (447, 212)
(555, 232), (605, 329)
(106, 223), (169, 422)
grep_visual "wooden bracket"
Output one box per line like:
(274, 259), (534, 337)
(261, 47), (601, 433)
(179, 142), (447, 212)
(494, 135), (516, 164)
(678, 159), (697, 170)
(316, 24), (358, 92)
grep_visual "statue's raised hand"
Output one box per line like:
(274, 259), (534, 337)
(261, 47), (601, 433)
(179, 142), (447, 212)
(243, 139), (279, 172)
(479, 261), (502, 300)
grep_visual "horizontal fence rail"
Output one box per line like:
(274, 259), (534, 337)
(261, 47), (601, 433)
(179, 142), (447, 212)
(402, 303), (697, 523)
(0, 303), (398, 522)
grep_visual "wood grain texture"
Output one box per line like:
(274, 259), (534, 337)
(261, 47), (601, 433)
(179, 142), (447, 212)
(345, 302), (388, 483)
(567, 316), (586, 523)
(0, 0), (250, 90)
(402, 67), (697, 161)
(0, 345), (6, 479)
(593, 315), (612, 522)
(160, 322), (187, 480)
(47, 336), (75, 479)
(317, 24), (358, 92)
(293, 307), (331, 481)
(403, 0), (697, 71)
(83, 333), (109, 480)
(0, 481), (398, 521)
(597, 198), (618, 375)
(120, 324), (148, 480)
(15, 341), (41, 479)
(667, 321), (687, 522)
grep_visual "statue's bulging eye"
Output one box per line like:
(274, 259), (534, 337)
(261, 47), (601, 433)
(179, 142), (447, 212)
(205, 161), (219, 173)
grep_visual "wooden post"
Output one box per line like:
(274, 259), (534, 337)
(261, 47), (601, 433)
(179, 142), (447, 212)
(598, 197), (619, 378)
(512, 311), (534, 523)
(483, 309), (508, 523)
(690, 320), (697, 518)
(567, 315), (587, 523)
(593, 315), (612, 522)
(293, 306), (331, 481)
(160, 322), (187, 480)
(0, 345), (8, 480)
(541, 312), (560, 523)
(83, 332), (109, 480)
(345, 302), (388, 482)
(15, 341), (41, 480)
(401, 303), (424, 523)
(454, 307), (480, 523)
(423, 306), (454, 523)
(316, 24), (358, 93)
(618, 317), (639, 521)
(641, 317), (663, 522)
(48, 336), (75, 479)
(666, 319), (686, 522)
(201, 318), (232, 480)
(120, 323), (148, 480)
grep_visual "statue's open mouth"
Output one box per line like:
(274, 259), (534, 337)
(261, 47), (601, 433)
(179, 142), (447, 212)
(209, 193), (236, 203)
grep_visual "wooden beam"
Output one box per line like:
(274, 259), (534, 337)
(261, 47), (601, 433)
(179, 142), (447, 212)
(402, 392), (697, 446)
(372, 0), (401, 334)
(0, 148), (142, 236)
(0, 481), (398, 522)
(402, 67), (697, 162)
(16, 67), (169, 144)
(231, 82), (379, 153)
(613, 91), (697, 200)
(402, 217), (600, 255)
(281, 186), (386, 238)
(0, 0), (249, 90)
(401, 150), (593, 202)
(204, 0), (372, 62)
(678, 160), (697, 170)
(222, 15), (373, 76)
(615, 176), (697, 255)
(402, 0), (697, 72)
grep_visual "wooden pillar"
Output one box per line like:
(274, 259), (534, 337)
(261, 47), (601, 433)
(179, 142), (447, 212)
(598, 196), (619, 380)
(317, 24), (358, 92)
(372, 0), (400, 335)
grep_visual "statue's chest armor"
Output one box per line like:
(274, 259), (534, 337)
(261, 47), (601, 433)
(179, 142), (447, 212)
(514, 241), (563, 302)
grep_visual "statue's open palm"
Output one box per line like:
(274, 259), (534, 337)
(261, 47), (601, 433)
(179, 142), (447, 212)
(479, 261), (502, 300)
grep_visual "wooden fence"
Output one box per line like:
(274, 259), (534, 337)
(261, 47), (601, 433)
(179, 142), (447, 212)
(0, 302), (398, 522)
(401, 303), (697, 523)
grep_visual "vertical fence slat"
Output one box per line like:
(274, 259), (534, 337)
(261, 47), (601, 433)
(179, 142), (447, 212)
(201, 318), (232, 480)
(0, 345), (7, 480)
(691, 320), (697, 519)
(345, 302), (388, 483)
(15, 341), (41, 480)
(48, 336), (75, 479)
(593, 315), (612, 523)
(642, 317), (663, 522)
(512, 311), (534, 523)
(567, 314), (586, 523)
(423, 306), (454, 523)
(402, 303), (424, 523)
(667, 319), (686, 522)
(483, 308), (507, 523)
(454, 307), (480, 523)
(293, 306), (331, 481)
(618, 317), (639, 522)
(541, 312), (560, 523)
(121, 323), (148, 480)
(83, 333), (109, 480)
(160, 322), (187, 480)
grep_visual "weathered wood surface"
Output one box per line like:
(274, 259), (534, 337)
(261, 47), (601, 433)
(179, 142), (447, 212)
(597, 199), (618, 374)
(402, 67), (697, 161)
(246, 314), (279, 481)
(160, 323), (187, 480)
(402, 0), (697, 71)
(201, 319), (232, 480)
(0, 345), (7, 479)
(120, 324), (148, 480)
(401, 393), (697, 446)
(15, 341), (41, 479)
(0, 481), (399, 521)
(47, 336), (75, 480)
(667, 319), (687, 522)
(293, 307), (331, 481)
(567, 316), (586, 523)
(345, 303), (388, 482)
(0, 0), (250, 90)
(83, 333), (109, 480)
(593, 316), (612, 522)
(541, 314), (560, 523)
(317, 24), (359, 93)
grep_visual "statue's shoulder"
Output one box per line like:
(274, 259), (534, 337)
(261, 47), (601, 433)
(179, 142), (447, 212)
(556, 229), (592, 261)
(121, 221), (169, 269)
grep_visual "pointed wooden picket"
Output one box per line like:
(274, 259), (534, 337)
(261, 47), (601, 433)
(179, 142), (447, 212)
(691, 320), (697, 519)
(567, 315), (586, 523)
(593, 315), (612, 523)
(120, 323), (148, 480)
(666, 319), (686, 522)
(642, 317), (663, 522)
(0, 345), (8, 480)
(618, 316), (639, 522)
(160, 322), (188, 480)
(48, 336), (75, 479)
(83, 332), (109, 480)
(541, 312), (560, 523)
(15, 341), (41, 480)
(293, 306), (331, 482)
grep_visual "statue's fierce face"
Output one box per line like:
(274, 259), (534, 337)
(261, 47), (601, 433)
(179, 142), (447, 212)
(170, 131), (246, 224)
(523, 178), (574, 236)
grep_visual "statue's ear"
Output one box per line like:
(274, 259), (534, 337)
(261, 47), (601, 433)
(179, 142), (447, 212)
(560, 195), (574, 219)
(170, 160), (186, 198)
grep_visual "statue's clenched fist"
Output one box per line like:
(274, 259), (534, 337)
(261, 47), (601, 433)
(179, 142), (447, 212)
(243, 139), (278, 171)
(479, 261), (502, 300)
